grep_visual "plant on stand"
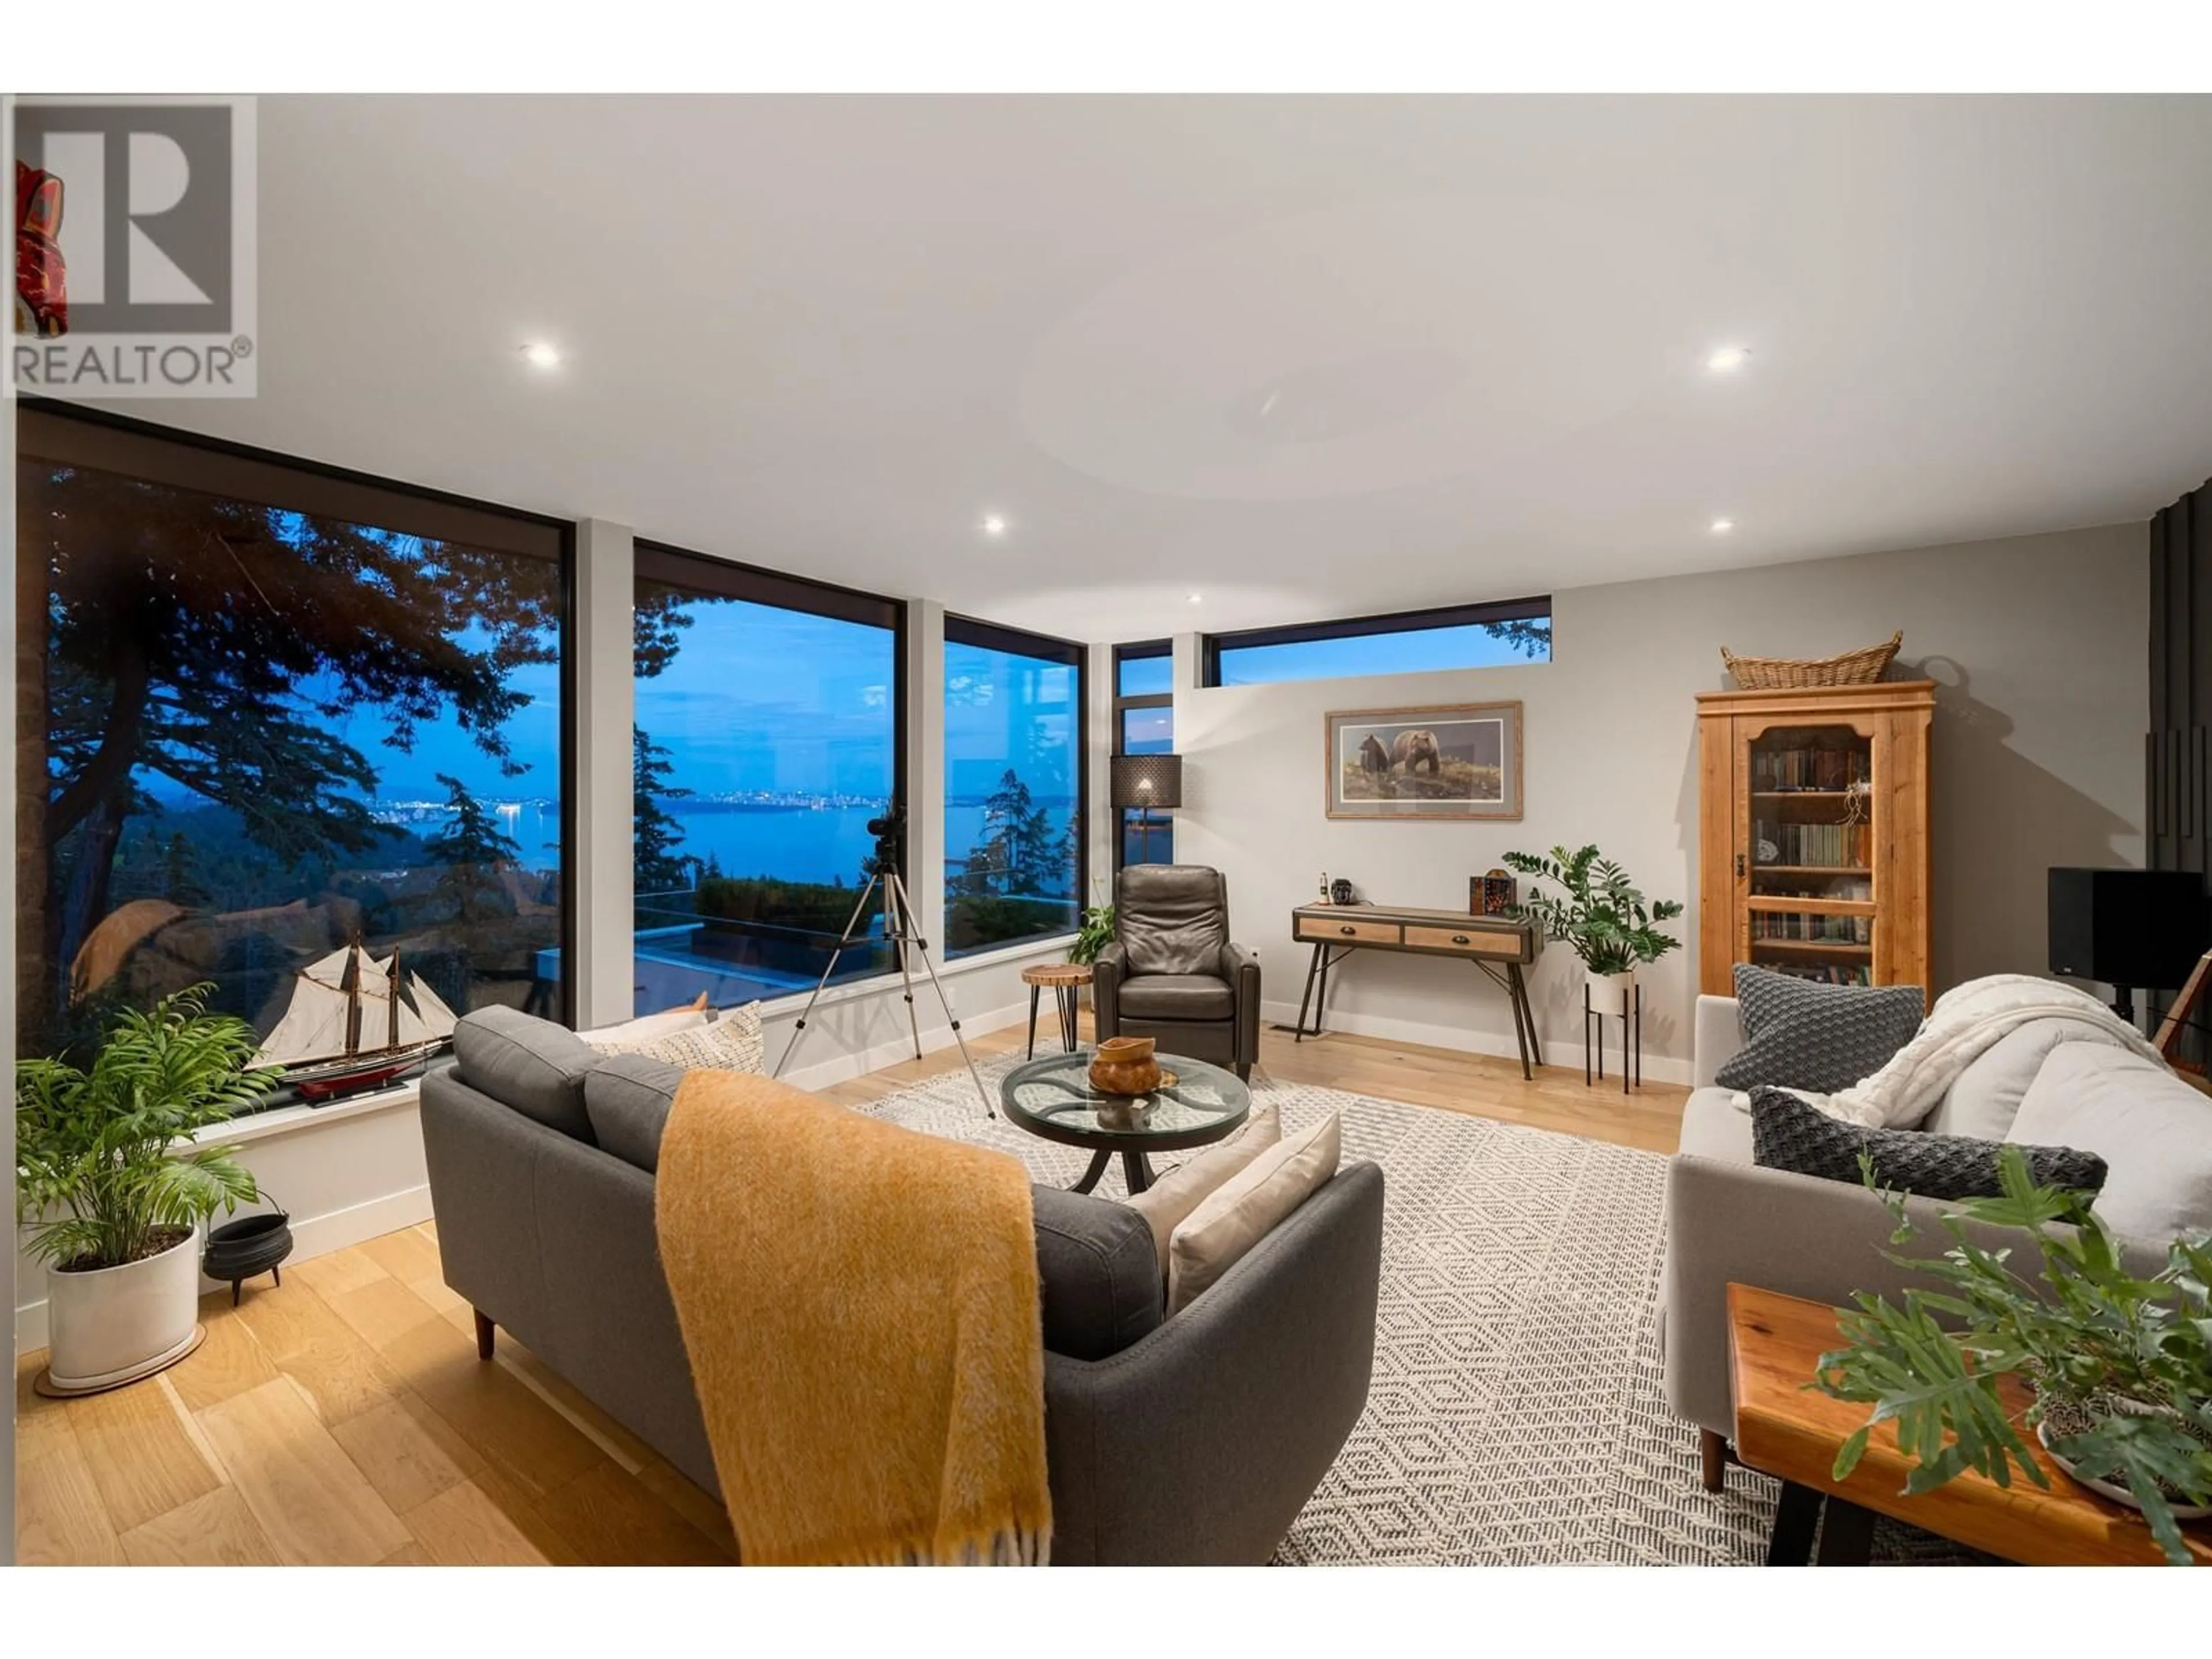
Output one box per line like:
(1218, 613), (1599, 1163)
(17, 984), (278, 1392)
(1501, 843), (1684, 999)
(1819, 1147), (2212, 1565)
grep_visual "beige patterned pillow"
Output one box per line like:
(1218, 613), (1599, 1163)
(1166, 1111), (1342, 1313)
(602, 1001), (766, 1074)
(1122, 1105), (1280, 1272)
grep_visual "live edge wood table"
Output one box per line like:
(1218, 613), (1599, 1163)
(1728, 1282), (2212, 1566)
(1289, 903), (1543, 1079)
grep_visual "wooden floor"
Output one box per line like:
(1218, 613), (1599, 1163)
(14, 1018), (1684, 1566)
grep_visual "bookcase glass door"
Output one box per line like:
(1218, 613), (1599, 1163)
(1745, 722), (1876, 987)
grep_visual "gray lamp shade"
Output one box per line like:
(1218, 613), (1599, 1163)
(1111, 753), (1183, 810)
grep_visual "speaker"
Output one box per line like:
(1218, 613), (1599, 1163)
(2047, 867), (2209, 991)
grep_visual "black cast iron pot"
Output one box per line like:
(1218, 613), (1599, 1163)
(203, 1205), (293, 1305)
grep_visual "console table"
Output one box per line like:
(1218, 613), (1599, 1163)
(1289, 904), (1543, 1078)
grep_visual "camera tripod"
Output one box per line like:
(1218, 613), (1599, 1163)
(772, 867), (995, 1116)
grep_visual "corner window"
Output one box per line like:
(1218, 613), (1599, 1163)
(17, 408), (569, 1099)
(632, 545), (903, 1014)
(944, 618), (1085, 955)
(1203, 597), (1551, 687)
(1113, 641), (1175, 869)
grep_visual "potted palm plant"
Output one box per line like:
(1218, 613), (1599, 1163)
(1819, 1147), (2212, 1565)
(17, 985), (277, 1393)
(1502, 843), (1684, 1000)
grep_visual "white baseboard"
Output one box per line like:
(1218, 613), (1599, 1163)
(1259, 998), (1693, 1088)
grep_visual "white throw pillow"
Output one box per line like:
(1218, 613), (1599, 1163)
(1122, 1105), (1281, 1272)
(2006, 1043), (2212, 1241)
(601, 1000), (766, 1074)
(1923, 1017), (2132, 1140)
(578, 1005), (711, 1051)
(1166, 1112), (1342, 1313)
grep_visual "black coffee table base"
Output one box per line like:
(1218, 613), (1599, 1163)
(1071, 1146), (1156, 1195)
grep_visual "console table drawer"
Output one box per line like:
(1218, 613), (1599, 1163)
(1404, 923), (1520, 959)
(1297, 916), (1402, 946)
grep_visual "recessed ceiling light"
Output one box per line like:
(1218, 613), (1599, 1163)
(1706, 346), (1751, 373)
(981, 514), (1007, 537)
(1710, 517), (1736, 534)
(520, 342), (561, 369)
(1187, 593), (1203, 604)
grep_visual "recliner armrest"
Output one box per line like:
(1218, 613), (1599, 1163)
(1093, 941), (1127, 1038)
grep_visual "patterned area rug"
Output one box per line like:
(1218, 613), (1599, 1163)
(864, 1056), (1824, 1564)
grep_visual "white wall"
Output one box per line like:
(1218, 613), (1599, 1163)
(1172, 523), (2149, 1082)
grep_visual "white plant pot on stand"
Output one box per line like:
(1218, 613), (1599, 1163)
(38, 1231), (206, 1397)
(1582, 968), (1642, 1091)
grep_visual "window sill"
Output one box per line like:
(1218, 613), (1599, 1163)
(196, 1075), (426, 1147)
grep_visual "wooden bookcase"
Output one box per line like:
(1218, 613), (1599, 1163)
(1696, 680), (1934, 998)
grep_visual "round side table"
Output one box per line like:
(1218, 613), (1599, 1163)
(1021, 962), (1092, 1056)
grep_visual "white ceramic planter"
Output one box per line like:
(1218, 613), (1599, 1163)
(1587, 968), (1638, 1006)
(45, 1231), (204, 1393)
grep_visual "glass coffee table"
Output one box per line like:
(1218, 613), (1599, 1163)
(999, 1050), (1251, 1195)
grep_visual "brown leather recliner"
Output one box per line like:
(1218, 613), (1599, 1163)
(1092, 865), (1260, 1081)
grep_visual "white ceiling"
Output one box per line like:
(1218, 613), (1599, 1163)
(109, 94), (2212, 641)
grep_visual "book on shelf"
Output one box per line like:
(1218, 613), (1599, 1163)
(1755, 959), (1874, 987)
(1754, 818), (1872, 868)
(1750, 912), (1872, 944)
(1750, 746), (1871, 792)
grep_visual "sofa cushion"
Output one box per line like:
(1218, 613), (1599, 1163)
(2007, 1044), (2212, 1241)
(1168, 1112), (1343, 1313)
(1118, 865), (1229, 976)
(1752, 1086), (2107, 1201)
(1030, 1184), (1163, 1360)
(599, 1001), (766, 1074)
(1713, 964), (1924, 1095)
(452, 1006), (600, 1141)
(578, 1005), (710, 1052)
(1677, 1087), (1754, 1163)
(584, 1054), (687, 1172)
(1117, 973), (1235, 1021)
(1923, 1016), (2123, 1140)
(1123, 1105), (1281, 1267)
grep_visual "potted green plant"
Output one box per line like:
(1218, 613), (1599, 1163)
(1069, 902), (1116, 967)
(1502, 844), (1683, 1001)
(17, 985), (277, 1392)
(1818, 1147), (2212, 1565)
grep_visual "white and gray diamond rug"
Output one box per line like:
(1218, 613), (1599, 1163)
(862, 1056), (1820, 1565)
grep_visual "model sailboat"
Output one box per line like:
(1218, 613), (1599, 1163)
(257, 940), (459, 1101)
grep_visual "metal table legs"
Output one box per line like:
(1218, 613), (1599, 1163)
(1025, 982), (1082, 1058)
(1294, 942), (1542, 1081)
(1070, 1146), (1155, 1195)
(1766, 1480), (1876, 1566)
(1583, 980), (1642, 1092)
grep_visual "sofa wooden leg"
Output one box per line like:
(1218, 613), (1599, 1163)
(474, 1309), (495, 1361)
(1700, 1427), (1728, 1492)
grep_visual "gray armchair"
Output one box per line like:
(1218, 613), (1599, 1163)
(1093, 864), (1260, 1081)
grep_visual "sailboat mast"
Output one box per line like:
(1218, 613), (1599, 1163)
(343, 942), (363, 1056)
(388, 948), (403, 1051)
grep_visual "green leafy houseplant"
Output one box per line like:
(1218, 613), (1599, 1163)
(1501, 844), (1684, 975)
(17, 984), (277, 1272)
(1069, 903), (1116, 966)
(1817, 1146), (2212, 1565)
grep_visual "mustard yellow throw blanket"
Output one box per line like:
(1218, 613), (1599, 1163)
(654, 1070), (1051, 1565)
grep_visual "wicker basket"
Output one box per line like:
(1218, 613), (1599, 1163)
(1721, 630), (1901, 690)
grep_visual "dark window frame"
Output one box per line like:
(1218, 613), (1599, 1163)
(1112, 641), (1175, 873)
(630, 540), (909, 1003)
(17, 402), (579, 1097)
(942, 613), (1089, 949)
(1200, 595), (1552, 687)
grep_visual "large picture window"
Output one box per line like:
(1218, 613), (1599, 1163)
(1203, 597), (1552, 687)
(16, 409), (570, 1097)
(632, 545), (903, 1014)
(944, 618), (1085, 956)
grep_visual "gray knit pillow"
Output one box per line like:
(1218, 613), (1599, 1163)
(1750, 1088), (2108, 1201)
(1713, 964), (1923, 1094)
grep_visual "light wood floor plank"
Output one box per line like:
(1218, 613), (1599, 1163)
(358, 1225), (442, 1286)
(528, 1461), (732, 1566)
(119, 1484), (283, 1566)
(323, 1274), (445, 1352)
(196, 1377), (414, 1565)
(67, 1372), (224, 1533)
(329, 1397), (469, 1514)
(381, 1315), (608, 1503)
(166, 1296), (282, 1413)
(287, 1247), (392, 1300)
(235, 1279), (410, 1426)
(15, 1418), (124, 1566)
(403, 1479), (552, 1567)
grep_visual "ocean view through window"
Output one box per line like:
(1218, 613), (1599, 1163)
(944, 618), (1084, 955)
(631, 544), (903, 1014)
(1204, 597), (1552, 687)
(16, 410), (569, 1103)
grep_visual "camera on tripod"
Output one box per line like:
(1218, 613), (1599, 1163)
(866, 801), (905, 876)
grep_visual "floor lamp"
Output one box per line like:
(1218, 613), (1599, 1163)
(1110, 753), (1183, 864)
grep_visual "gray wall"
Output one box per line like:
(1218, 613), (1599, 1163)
(1169, 522), (2148, 1081)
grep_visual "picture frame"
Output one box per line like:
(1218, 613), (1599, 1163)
(1324, 701), (1524, 821)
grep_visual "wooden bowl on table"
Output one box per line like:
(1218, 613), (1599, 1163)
(1088, 1035), (1162, 1097)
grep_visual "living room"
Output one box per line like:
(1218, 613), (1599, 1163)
(9, 15), (2212, 1642)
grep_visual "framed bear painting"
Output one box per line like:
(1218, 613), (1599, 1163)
(1323, 701), (1524, 821)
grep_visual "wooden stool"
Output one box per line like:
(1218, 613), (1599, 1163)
(1022, 963), (1092, 1056)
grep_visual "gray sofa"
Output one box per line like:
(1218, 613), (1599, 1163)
(1093, 864), (1261, 1081)
(419, 1006), (1384, 1564)
(1661, 994), (2188, 1491)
